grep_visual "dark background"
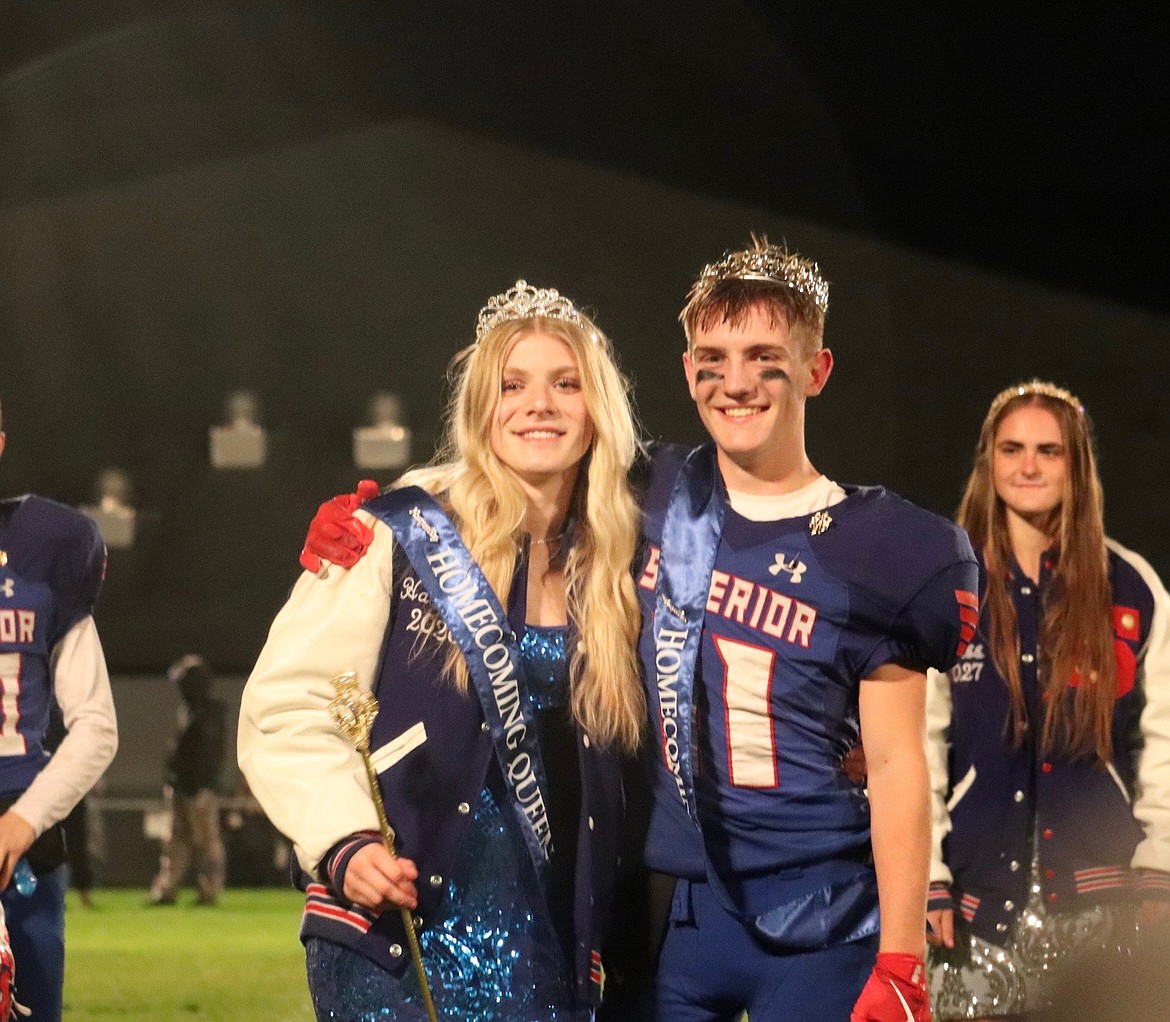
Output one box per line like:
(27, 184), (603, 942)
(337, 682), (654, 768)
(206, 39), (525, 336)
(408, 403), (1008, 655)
(2, 1), (1167, 678)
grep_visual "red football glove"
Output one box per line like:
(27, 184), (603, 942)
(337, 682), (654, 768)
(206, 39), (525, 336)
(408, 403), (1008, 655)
(299, 480), (380, 575)
(851, 953), (930, 1022)
(0, 913), (31, 1019)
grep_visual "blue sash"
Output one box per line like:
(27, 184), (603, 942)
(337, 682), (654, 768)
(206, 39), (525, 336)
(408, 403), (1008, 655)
(364, 487), (553, 876)
(654, 446), (879, 947)
(653, 443), (726, 822)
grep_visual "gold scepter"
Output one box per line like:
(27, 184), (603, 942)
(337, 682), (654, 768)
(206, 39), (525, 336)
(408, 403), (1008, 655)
(328, 671), (440, 1022)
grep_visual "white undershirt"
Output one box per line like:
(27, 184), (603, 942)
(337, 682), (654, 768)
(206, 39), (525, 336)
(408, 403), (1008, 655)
(11, 616), (119, 836)
(725, 475), (847, 522)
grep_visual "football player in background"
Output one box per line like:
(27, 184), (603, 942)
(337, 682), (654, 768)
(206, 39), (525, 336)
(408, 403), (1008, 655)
(299, 239), (978, 1021)
(0, 398), (119, 1021)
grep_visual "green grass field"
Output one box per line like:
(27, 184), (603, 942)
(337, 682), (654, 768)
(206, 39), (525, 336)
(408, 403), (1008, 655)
(62, 888), (751, 1020)
(62, 888), (314, 1021)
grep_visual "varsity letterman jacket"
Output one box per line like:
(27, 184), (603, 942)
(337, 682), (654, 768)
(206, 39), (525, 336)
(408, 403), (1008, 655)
(927, 540), (1170, 944)
(238, 509), (624, 1006)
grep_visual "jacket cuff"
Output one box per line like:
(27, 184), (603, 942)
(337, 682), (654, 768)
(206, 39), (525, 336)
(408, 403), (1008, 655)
(1137, 868), (1170, 901)
(927, 881), (954, 913)
(320, 831), (382, 894)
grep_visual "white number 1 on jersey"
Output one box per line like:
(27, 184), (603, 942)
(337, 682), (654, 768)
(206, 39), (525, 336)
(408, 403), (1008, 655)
(0, 652), (25, 755)
(713, 635), (779, 788)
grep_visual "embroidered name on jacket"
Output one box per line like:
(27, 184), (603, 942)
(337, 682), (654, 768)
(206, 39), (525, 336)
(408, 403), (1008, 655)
(949, 642), (985, 684)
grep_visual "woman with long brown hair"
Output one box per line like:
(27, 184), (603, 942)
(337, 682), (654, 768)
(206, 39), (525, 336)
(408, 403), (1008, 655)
(238, 281), (644, 1022)
(925, 380), (1170, 1020)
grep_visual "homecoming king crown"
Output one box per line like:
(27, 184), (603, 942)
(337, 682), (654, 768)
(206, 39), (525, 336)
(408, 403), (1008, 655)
(687, 234), (830, 321)
(476, 280), (589, 341)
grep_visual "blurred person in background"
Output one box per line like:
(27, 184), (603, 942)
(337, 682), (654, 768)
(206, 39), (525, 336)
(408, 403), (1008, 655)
(926, 381), (1170, 1020)
(0, 397), (119, 1021)
(150, 654), (227, 906)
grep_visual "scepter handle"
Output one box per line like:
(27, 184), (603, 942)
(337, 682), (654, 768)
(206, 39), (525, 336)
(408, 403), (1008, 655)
(362, 755), (398, 853)
(359, 751), (439, 1022)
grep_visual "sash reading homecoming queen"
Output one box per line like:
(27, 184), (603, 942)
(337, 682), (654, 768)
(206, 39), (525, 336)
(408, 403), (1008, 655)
(654, 444), (727, 824)
(364, 487), (554, 877)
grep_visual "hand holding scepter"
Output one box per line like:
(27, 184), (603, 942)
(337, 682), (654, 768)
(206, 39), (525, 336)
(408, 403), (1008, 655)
(329, 671), (439, 1022)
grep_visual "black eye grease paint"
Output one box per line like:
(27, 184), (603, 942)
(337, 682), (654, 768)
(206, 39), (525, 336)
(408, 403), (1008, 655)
(695, 369), (723, 383)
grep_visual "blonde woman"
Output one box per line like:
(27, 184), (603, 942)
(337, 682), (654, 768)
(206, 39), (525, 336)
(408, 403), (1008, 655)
(926, 381), (1170, 1020)
(239, 282), (645, 1022)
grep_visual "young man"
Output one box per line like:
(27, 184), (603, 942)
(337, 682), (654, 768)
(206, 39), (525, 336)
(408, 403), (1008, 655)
(633, 240), (977, 1021)
(298, 239), (978, 1021)
(0, 399), (119, 1021)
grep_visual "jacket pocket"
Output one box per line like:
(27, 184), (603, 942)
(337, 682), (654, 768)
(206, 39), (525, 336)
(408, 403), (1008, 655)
(370, 721), (427, 774)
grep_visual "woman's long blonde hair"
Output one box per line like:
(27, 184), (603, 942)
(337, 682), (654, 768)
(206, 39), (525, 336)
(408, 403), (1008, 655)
(399, 313), (646, 753)
(957, 381), (1116, 763)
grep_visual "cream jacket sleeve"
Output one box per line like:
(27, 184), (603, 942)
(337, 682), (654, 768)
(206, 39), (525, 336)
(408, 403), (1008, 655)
(924, 665), (954, 887)
(238, 511), (393, 874)
(1112, 540), (1170, 875)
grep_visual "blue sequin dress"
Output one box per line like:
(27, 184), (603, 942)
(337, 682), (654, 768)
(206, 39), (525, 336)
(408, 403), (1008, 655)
(307, 625), (592, 1022)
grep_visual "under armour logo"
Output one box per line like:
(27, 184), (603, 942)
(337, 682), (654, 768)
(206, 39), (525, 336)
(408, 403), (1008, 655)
(768, 554), (806, 583)
(1, 578), (14, 598)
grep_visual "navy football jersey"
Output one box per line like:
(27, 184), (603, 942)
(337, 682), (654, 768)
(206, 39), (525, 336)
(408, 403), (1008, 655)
(638, 445), (978, 900)
(0, 495), (106, 797)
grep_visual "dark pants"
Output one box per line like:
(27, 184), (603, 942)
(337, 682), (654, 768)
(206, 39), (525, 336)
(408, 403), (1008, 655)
(655, 877), (877, 1022)
(1, 862), (67, 1022)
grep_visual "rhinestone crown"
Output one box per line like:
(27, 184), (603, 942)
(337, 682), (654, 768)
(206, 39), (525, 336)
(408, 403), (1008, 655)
(692, 235), (829, 317)
(476, 280), (588, 341)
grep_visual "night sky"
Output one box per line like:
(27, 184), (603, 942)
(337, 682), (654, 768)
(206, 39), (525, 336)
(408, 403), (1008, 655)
(3, 3), (1164, 315)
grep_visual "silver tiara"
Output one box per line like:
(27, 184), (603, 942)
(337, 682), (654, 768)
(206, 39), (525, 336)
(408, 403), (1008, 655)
(475, 280), (588, 341)
(693, 236), (829, 317)
(988, 380), (1084, 418)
